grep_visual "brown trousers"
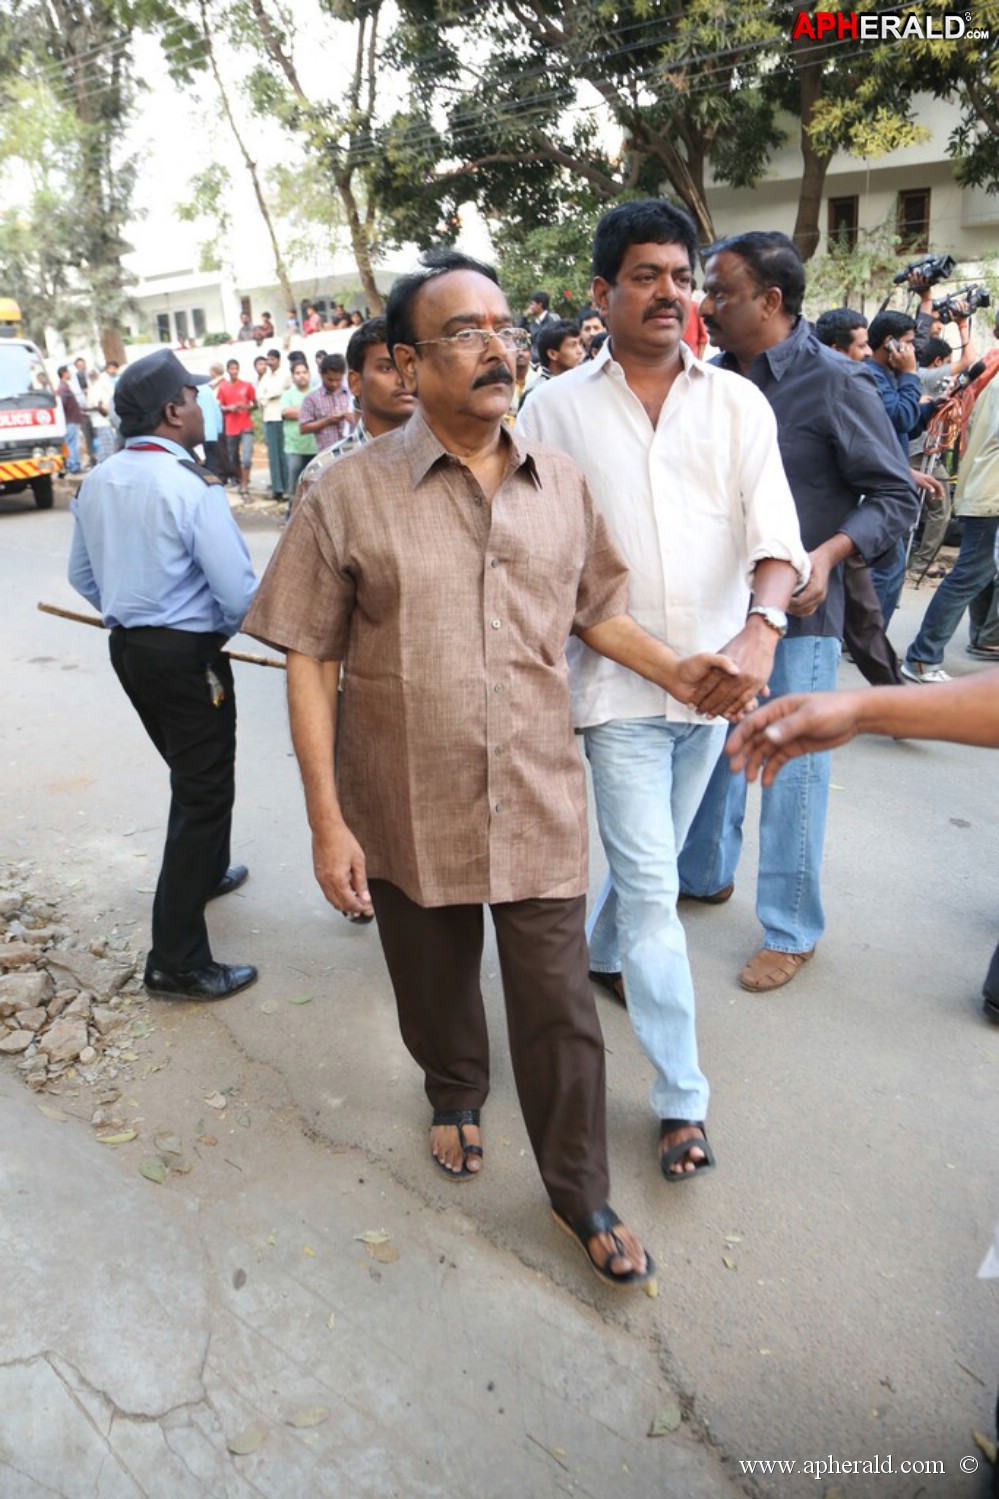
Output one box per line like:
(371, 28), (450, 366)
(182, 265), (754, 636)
(369, 881), (610, 1220)
(842, 554), (904, 687)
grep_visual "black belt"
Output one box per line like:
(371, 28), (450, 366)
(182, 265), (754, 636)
(112, 625), (225, 648)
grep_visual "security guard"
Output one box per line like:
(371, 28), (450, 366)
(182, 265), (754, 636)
(68, 348), (259, 1000)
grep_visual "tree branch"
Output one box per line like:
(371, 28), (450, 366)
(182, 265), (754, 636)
(505, 0), (566, 48)
(964, 77), (999, 135)
(247, 0), (307, 100)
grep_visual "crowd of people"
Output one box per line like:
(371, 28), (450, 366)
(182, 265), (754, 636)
(231, 304), (369, 347)
(54, 357), (121, 474)
(65, 201), (998, 1304)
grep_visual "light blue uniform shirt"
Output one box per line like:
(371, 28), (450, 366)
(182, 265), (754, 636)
(197, 383), (224, 443)
(68, 436), (258, 637)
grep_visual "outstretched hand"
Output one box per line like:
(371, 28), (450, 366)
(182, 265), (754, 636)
(726, 692), (863, 785)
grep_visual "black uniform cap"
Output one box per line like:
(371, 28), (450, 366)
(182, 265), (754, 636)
(114, 348), (209, 424)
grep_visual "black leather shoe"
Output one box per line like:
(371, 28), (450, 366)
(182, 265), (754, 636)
(208, 865), (249, 901)
(143, 961), (258, 1000)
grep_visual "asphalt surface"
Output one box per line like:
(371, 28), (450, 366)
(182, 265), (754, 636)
(2, 479), (997, 1498)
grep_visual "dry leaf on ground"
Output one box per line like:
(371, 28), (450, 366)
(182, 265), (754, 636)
(286, 1406), (330, 1429)
(37, 1103), (68, 1121)
(366, 1240), (399, 1264)
(972, 1429), (997, 1464)
(648, 1403), (683, 1437)
(227, 1427), (266, 1456)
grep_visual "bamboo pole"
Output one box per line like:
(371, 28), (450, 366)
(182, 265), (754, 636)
(37, 602), (287, 671)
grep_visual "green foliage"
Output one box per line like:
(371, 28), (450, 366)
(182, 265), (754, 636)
(0, 0), (140, 354)
(383, 0), (793, 247)
(802, 0), (999, 193)
(265, 162), (351, 265)
(804, 215), (909, 313)
(176, 163), (232, 272)
(496, 213), (604, 317)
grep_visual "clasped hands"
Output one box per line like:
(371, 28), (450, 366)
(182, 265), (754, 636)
(669, 624), (779, 721)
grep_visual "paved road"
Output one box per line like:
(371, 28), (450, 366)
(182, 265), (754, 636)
(2, 485), (997, 1497)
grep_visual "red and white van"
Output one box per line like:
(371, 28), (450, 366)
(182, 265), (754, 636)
(0, 336), (67, 509)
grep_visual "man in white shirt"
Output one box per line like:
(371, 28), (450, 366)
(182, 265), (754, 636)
(518, 198), (808, 1180)
(256, 347), (292, 501)
(89, 361), (120, 464)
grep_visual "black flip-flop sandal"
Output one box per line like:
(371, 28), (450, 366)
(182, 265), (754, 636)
(552, 1204), (656, 1290)
(659, 1119), (716, 1182)
(431, 1108), (483, 1181)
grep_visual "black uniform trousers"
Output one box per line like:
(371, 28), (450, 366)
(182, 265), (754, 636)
(369, 880), (610, 1220)
(110, 626), (236, 972)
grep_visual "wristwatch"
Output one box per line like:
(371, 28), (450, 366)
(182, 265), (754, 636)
(747, 605), (788, 637)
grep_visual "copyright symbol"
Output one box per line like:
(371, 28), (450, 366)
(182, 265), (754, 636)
(960, 1455), (979, 1474)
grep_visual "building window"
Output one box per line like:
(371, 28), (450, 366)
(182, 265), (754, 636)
(828, 195), (859, 251)
(155, 313), (170, 344)
(897, 189), (931, 252)
(192, 307), (206, 338)
(174, 309), (189, 345)
(240, 295), (252, 320)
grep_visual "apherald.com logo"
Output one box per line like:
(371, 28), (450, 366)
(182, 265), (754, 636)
(791, 11), (989, 40)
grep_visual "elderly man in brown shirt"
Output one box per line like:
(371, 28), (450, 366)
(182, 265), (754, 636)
(245, 249), (753, 1291)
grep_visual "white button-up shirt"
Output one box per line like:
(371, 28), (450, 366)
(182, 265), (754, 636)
(517, 340), (809, 727)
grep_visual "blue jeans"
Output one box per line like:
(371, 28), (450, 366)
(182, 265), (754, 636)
(583, 718), (726, 1121)
(65, 422), (81, 474)
(678, 634), (842, 954)
(907, 517), (999, 666)
(870, 537), (906, 628)
(285, 451), (311, 499)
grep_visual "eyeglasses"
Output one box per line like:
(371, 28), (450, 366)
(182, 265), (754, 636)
(413, 326), (532, 354)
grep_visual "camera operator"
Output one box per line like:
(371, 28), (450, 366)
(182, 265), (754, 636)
(903, 309), (999, 679)
(907, 337), (957, 579)
(865, 311), (941, 626)
(907, 266), (977, 375)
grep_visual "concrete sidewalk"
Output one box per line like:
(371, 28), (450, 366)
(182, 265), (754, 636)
(0, 1062), (744, 1499)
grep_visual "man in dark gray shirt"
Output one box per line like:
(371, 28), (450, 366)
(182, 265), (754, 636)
(679, 231), (919, 992)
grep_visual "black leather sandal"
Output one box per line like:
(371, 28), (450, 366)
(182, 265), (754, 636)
(430, 1108), (483, 1181)
(587, 969), (626, 1006)
(552, 1204), (656, 1290)
(658, 1119), (716, 1182)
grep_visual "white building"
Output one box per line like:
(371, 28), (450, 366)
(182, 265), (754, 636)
(123, 254), (414, 349)
(706, 94), (999, 271)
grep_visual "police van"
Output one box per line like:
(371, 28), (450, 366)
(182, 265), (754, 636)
(0, 299), (67, 509)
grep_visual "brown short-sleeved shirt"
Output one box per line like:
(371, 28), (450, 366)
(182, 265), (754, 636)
(245, 411), (629, 908)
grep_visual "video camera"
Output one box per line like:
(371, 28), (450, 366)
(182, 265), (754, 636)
(932, 285), (992, 324)
(892, 252), (959, 287)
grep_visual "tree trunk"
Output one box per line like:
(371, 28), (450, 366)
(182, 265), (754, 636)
(337, 173), (383, 313)
(102, 328), (126, 365)
(792, 45), (833, 261)
(200, 0), (296, 319)
(247, 0), (383, 312)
